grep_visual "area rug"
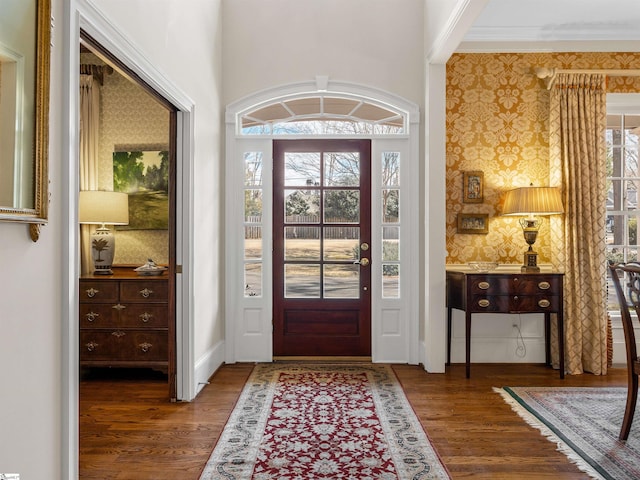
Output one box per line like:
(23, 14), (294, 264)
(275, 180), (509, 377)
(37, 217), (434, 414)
(200, 363), (450, 479)
(496, 386), (640, 480)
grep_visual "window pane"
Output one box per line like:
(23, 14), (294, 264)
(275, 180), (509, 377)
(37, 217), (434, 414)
(285, 227), (320, 260)
(244, 189), (262, 218)
(284, 152), (320, 186)
(324, 227), (359, 261)
(607, 179), (622, 211)
(285, 189), (320, 223)
(324, 265), (359, 298)
(324, 190), (359, 223)
(383, 189), (399, 223)
(624, 149), (640, 177)
(382, 152), (400, 186)
(244, 227), (262, 260)
(285, 264), (320, 298)
(625, 179), (639, 210)
(244, 263), (262, 297)
(383, 227), (400, 261)
(383, 264), (400, 298)
(324, 152), (360, 186)
(244, 152), (263, 186)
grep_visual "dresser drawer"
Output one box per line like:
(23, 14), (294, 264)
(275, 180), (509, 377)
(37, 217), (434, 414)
(468, 276), (512, 295)
(80, 330), (168, 362)
(120, 280), (169, 302)
(510, 295), (561, 312)
(79, 304), (119, 326)
(79, 281), (119, 303)
(469, 295), (511, 312)
(511, 275), (562, 294)
(120, 305), (168, 328)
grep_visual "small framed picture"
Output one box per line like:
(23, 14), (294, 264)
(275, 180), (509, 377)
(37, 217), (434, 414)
(463, 171), (484, 203)
(457, 213), (489, 234)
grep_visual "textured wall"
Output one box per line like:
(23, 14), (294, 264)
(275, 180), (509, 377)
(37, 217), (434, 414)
(446, 52), (640, 265)
(95, 63), (171, 265)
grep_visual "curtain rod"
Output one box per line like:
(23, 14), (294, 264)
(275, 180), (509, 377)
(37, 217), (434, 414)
(535, 67), (640, 89)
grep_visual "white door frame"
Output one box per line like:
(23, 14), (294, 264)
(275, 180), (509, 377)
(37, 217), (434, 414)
(63, 2), (195, 478)
(224, 79), (421, 364)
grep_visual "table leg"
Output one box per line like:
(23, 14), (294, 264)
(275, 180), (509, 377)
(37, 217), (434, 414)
(558, 311), (565, 379)
(466, 310), (472, 378)
(447, 307), (452, 366)
(544, 312), (551, 366)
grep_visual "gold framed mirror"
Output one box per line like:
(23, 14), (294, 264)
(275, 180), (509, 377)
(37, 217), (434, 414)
(0, 0), (50, 241)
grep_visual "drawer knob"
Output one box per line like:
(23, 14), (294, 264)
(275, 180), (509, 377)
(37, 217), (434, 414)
(111, 330), (126, 338)
(140, 312), (153, 323)
(139, 342), (153, 353)
(85, 341), (99, 352)
(478, 281), (490, 290)
(538, 299), (551, 308)
(85, 311), (99, 322)
(538, 281), (551, 290)
(85, 288), (99, 298)
(478, 299), (490, 308)
(140, 288), (153, 298)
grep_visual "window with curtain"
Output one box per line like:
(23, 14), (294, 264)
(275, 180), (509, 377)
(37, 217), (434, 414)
(606, 99), (640, 312)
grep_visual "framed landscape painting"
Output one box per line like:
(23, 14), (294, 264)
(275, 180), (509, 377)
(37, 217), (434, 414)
(113, 148), (169, 230)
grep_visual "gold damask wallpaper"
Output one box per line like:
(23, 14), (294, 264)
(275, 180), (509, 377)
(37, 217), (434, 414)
(446, 52), (640, 266)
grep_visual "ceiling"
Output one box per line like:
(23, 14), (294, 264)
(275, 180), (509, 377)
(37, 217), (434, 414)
(463, 0), (640, 44)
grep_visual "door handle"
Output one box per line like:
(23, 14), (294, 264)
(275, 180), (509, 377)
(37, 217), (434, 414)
(354, 258), (370, 267)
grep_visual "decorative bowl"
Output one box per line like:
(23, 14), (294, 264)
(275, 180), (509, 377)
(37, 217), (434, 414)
(468, 262), (499, 273)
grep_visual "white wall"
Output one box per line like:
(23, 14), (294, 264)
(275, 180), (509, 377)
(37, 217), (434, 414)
(222, 0), (425, 107)
(0, 0), (64, 477)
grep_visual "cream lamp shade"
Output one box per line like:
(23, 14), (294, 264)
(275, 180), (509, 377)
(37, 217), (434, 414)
(79, 191), (129, 274)
(502, 186), (563, 272)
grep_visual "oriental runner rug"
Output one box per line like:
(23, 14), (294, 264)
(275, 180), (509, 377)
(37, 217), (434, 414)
(200, 363), (450, 479)
(496, 386), (640, 480)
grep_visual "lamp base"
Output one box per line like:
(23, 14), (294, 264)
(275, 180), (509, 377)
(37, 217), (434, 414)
(522, 249), (539, 273)
(91, 226), (116, 275)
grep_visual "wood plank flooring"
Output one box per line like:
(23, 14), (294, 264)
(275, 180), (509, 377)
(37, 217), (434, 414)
(79, 363), (628, 479)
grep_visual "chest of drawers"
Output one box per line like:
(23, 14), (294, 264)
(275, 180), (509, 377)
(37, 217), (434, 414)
(446, 270), (564, 378)
(79, 270), (169, 373)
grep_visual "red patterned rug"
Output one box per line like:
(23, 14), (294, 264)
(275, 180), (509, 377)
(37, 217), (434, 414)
(199, 363), (450, 479)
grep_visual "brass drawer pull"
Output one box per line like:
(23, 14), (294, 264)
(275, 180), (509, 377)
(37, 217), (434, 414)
(139, 342), (153, 353)
(85, 311), (99, 322)
(538, 299), (551, 308)
(113, 303), (126, 311)
(538, 281), (551, 290)
(85, 341), (99, 352)
(85, 287), (99, 298)
(111, 330), (126, 338)
(139, 312), (153, 323)
(478, 299), (490, 308)
(478, 281), (490, 290)
(140, 288), (153, 298)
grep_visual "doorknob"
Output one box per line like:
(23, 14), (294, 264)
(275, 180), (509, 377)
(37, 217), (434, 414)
(354, 258), (370, 267)
(361, 242), (369, 251)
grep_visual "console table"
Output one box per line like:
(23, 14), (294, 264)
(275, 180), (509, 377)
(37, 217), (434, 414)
(446, 270), (564, 379)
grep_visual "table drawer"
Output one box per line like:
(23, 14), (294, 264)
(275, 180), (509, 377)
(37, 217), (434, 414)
(79, 281), (119, 303)
(120, 281), (169, 302)
(80, 330), (168, 362)
(469, 295), (511, 312)
(511, 275), (562, 294)
(511, 295), (561, 312)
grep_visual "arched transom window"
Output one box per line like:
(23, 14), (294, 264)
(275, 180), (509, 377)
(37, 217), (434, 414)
(239, 94), (407, 135)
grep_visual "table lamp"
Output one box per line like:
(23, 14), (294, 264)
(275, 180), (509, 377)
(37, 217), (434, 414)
(79, 190), (129, 274)
(502, 186), (563, 272)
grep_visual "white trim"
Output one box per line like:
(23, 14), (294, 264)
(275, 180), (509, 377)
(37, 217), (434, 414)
(194, 340), (226, 395)
(64, 2), (196, 477)
(225, 82), (420, 364)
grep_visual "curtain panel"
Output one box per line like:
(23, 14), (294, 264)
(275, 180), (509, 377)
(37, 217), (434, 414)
(549, 73), (608, 375)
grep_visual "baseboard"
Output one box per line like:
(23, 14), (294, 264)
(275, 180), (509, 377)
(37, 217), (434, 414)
(194, 340), (225, 397)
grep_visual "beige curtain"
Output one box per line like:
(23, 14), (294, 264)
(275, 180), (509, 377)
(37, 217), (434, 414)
(79, 74), (100, 274)
(549, 73), (608, 375)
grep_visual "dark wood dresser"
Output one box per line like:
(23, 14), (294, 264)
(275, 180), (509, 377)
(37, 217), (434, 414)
(79, 268), (169, 373)
(446, 270), (564, 379)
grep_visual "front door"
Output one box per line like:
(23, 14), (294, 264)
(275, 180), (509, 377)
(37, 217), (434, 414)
(273, 139), (371, 356)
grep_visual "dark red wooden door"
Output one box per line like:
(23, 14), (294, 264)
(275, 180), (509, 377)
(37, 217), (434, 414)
(273, 139), (371, 356)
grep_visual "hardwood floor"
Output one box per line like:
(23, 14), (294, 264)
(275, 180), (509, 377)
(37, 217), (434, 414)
(79, 363), (628, 479)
